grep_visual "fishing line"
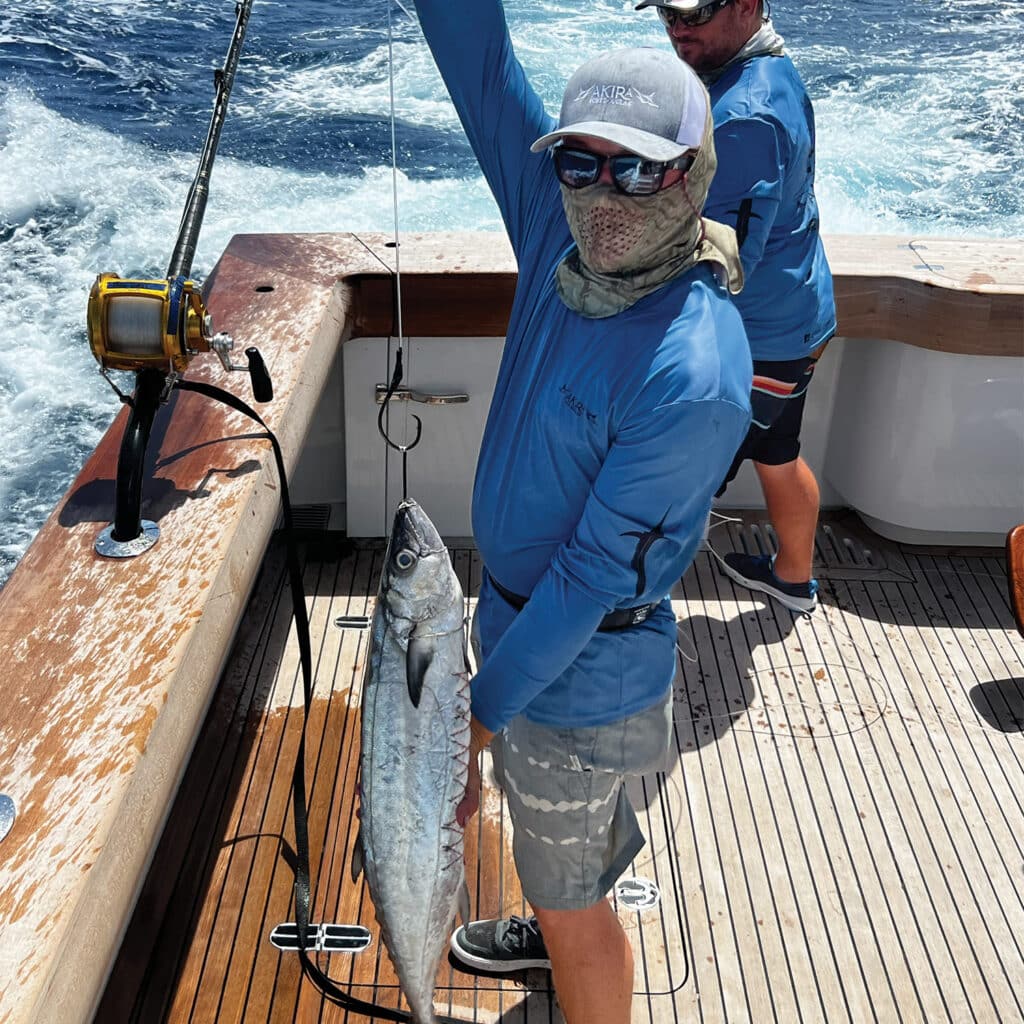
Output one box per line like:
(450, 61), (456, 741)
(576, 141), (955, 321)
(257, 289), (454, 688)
(673, 511), (894, 736)
(674, 511), (745, 663)
(376, 0), (420, 516)
(265, 4), (458, 1018)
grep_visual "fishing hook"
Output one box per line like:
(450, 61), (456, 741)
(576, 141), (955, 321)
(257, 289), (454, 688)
(377, 347), (422, 452)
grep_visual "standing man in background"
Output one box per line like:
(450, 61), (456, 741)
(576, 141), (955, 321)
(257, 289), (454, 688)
(639, 0), (836, 613)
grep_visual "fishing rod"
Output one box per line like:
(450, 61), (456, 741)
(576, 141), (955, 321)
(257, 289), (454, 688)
(85, 0), (270, 558)
(168, 0), (251, 280)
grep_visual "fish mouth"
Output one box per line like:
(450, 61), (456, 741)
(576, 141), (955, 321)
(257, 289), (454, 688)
(390, 499), (446, 559)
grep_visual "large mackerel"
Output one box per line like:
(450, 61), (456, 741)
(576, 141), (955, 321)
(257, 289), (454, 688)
(356, 499), (472, 1024)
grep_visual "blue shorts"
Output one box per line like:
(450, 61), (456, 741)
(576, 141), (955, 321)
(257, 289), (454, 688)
(717, 342), (829, 496)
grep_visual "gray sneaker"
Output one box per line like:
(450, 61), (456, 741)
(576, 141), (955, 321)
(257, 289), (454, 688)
(450, 915), (551, 972)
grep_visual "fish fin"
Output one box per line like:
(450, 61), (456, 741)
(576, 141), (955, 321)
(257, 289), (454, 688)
(458, 880), (471, 926)
(406, 635), (432, 707)
(351, 825), (364, 884)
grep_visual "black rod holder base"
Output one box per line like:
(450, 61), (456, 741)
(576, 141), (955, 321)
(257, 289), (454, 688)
(94, 368), (165, 558)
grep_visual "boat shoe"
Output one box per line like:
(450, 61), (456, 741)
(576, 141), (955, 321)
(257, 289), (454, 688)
(450, 915), (551, 972)
(719, 552), (818, 613)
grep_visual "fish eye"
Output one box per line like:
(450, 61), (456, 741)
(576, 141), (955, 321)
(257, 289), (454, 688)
(394, 548), (418, 572)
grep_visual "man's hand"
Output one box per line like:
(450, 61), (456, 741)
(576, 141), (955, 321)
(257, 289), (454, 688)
(456, 716), (495, 828)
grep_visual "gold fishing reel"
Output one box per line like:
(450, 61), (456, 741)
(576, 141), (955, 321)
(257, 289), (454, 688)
(86, 273), (217, 373)
(86, 272), (273, 404)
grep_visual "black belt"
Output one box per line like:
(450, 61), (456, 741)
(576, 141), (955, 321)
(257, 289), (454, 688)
(489, 575), (655, 632)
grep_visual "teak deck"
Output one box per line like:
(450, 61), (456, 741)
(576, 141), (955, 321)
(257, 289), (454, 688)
(98, 512), (1024, 1023)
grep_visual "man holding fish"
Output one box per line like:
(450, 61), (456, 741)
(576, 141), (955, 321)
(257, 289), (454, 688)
(406, 0), (753, 1019)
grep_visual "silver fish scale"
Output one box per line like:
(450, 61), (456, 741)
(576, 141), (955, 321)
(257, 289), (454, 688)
(360, 500), (471, 1024)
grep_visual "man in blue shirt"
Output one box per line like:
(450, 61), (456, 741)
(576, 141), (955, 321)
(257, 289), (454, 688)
(410, 0), (751, 1018)
(638, 0), (837, 613)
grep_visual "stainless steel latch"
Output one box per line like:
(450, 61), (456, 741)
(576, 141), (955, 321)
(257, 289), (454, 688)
(374, 385), (469, 405)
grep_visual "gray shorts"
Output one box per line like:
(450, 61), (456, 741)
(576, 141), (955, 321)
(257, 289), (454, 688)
(493, 696), (673, 911)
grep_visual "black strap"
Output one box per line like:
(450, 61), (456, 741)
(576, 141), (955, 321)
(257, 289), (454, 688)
(488, 573), (655, 632)
(175, 380), (467, 1023)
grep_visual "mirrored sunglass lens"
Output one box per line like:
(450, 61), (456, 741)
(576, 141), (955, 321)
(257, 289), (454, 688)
(658, 0), (722, 27)
(611, 157), (663, 195)
(555, 149), (601, 188)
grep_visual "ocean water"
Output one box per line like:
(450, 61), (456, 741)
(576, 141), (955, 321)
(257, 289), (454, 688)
(1, 0), (1022, 585)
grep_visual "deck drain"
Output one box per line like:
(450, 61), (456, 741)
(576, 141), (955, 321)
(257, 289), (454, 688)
(721, 517), (913, 583)
(615, 876), (660, 912)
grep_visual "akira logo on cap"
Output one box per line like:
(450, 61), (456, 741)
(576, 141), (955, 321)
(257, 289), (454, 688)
(574, 84), (659, 108)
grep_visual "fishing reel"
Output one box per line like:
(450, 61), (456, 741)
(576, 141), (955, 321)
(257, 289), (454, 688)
(87, 272), (274, 559)
(86, 272), (272, 401)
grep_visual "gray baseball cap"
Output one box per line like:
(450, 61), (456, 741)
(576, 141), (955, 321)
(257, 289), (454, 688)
(635, 0), (721, 10)
(530, 47), (708, 162)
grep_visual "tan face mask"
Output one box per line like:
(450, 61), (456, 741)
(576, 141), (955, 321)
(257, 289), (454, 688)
(561, 182), (702, 276)
(555, 105), (743, 318)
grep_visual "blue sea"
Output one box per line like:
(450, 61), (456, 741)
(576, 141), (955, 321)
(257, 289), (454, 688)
(1, 0), (1022, 586)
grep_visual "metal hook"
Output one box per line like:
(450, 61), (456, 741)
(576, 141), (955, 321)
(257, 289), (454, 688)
(377, 348), (422, 452)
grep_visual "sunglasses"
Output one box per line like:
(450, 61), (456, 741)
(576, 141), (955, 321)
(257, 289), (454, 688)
(657, 0), (733, 29)
(552, 146), (695, 196)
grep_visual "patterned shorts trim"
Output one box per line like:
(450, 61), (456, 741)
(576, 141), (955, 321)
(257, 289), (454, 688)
(717, 343), (830, 495)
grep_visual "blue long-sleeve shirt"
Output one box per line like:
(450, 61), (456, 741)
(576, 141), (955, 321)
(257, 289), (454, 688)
(414, 0), (752, 731)
(704, 55), (836, 359)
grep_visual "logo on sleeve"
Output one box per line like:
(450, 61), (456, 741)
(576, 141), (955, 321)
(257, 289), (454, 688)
(728, 197), (762, 249)
(622, 512), (669, 598)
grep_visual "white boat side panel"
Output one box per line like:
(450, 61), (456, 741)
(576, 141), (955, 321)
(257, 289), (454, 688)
(342, 333), (849, 526)
(343, 336), (504, 537)
(825, 337), (1024, 545)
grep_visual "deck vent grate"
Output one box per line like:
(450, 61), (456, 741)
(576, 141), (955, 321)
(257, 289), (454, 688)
(716, 514), (914, 583)
(290, 504), (332, 532)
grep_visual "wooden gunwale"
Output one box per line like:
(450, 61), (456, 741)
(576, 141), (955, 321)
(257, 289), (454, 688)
(0, 231), (1021, 1024)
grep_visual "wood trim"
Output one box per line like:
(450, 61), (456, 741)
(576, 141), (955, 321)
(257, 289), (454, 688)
(352, 273), (518, 338)
(212, 231), (1024, 353)
(1007, 524), (1024, 637)
(823, 234), (1024, 356)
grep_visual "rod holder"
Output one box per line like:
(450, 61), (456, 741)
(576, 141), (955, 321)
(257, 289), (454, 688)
(95, 368), (165, 558)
